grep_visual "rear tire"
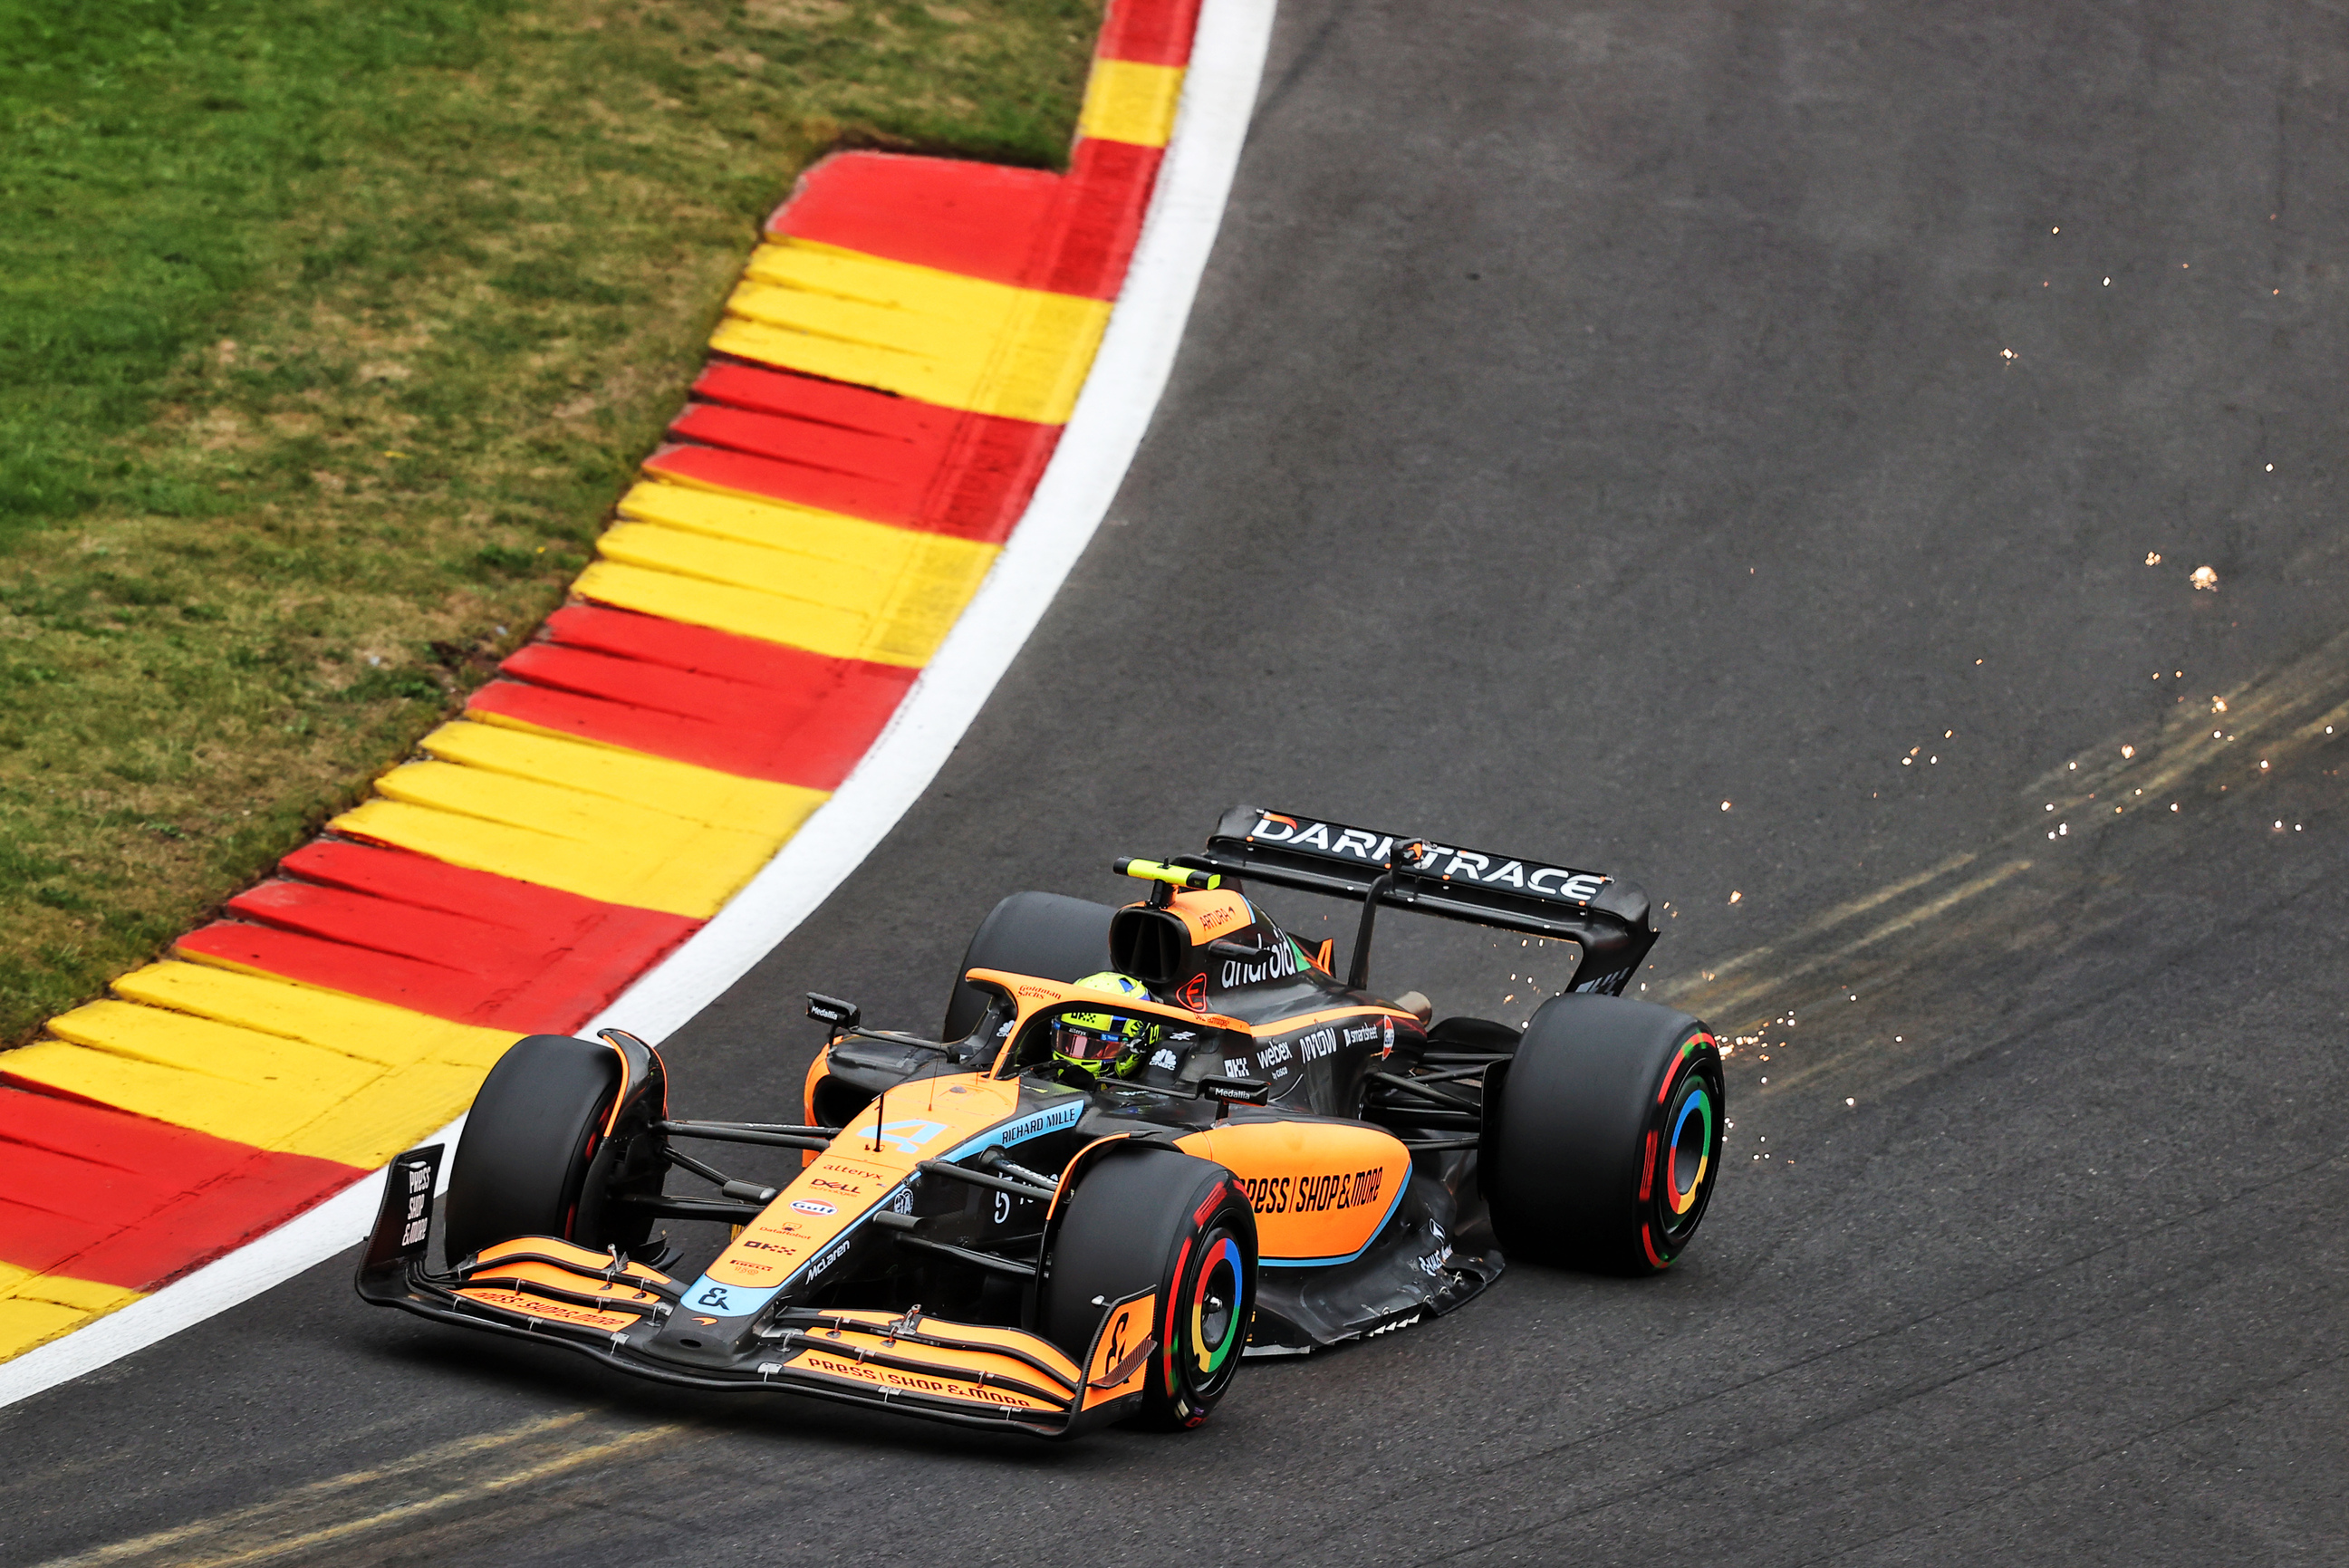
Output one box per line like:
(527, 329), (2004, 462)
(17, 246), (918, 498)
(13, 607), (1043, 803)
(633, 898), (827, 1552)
(444, 1034), (630, 1263)
(941, 891), (1115, 1042)
(1486, 995), (1723, 1274)
(1037, 1146), (1256, 1429)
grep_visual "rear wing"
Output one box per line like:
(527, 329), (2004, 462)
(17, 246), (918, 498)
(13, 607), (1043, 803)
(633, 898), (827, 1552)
(1184, 806), (1658, 996)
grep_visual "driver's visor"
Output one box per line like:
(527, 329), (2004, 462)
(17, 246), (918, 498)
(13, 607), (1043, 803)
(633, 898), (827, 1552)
(1052, 1022), (1126, 1062)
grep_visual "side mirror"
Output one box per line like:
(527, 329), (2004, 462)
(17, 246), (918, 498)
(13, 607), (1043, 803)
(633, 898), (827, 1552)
(806, 993), (862, 1032)
(1199, 1074), (1270, 1107)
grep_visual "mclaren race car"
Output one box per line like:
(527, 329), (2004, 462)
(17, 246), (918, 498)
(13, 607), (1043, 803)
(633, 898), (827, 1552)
(359, 806), (1726, 1438)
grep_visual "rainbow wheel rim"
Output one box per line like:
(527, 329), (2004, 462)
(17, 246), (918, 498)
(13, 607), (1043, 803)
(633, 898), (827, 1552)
(1651, 1045), (1723, 1253)
(1189, 1234), (1246, 1378)
(1667, 1088), (1712, 1216)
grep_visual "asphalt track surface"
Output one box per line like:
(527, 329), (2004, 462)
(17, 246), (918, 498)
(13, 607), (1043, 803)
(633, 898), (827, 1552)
(10, 2), (2349, 1563)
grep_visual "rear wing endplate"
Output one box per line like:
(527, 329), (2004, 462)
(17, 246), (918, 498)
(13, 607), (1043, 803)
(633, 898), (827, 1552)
(1186, 805), (1658, 996)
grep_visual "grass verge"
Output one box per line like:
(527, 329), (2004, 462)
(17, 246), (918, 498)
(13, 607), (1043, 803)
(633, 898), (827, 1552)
(0, 0), (1102, 1043)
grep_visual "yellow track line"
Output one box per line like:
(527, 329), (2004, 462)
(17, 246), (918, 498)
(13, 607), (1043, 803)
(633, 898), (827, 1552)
(39, 1411), (679, 1568)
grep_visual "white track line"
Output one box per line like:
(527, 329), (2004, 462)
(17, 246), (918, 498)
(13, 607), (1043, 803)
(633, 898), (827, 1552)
(0, 0), (1276, 1413)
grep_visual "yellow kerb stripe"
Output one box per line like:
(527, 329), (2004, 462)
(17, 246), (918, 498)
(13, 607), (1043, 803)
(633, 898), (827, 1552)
(1078, 58), (1186, 148)
(573, 479), (998, 666)
(708, 240), (1112, 426)
(0, 1265), (146, 1362)
(330, 720), (825, 919)
(9, 961), (515, 1169)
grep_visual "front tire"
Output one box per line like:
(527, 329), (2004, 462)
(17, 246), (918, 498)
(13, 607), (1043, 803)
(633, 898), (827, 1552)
(444, 1034), (637, 1263)
(1486, 995), (1724, 1273)
(1037, 1146), (1256, 1429)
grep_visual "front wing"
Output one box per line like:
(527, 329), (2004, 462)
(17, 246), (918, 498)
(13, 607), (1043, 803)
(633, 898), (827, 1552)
(355, 1147), (1152, 1438)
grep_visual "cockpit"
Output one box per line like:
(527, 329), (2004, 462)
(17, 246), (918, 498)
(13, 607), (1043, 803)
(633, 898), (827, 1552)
(1001, 999), (1249, 1091)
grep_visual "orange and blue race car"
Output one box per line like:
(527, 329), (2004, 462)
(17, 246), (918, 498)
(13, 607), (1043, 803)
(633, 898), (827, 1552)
(357, 806), (1725, 1437)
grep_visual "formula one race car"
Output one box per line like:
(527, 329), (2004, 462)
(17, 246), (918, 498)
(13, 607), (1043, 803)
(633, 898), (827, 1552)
(358, 806), (1724, 1438)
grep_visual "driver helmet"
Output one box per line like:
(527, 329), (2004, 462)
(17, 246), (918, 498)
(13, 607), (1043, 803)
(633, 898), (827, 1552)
(1054, 972), (1154, 1080)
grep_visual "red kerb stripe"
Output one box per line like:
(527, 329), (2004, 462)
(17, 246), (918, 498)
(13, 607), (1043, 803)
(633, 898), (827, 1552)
(467, 606), (918, 790)
(1096, 0), (1204, 65)
(766, 141), (1165, 304)
(0, 1087), (360, 1290)
(179, 840), (699, 1031)
(771, 152), (1064, 289)
(648, 364), (1060, 544)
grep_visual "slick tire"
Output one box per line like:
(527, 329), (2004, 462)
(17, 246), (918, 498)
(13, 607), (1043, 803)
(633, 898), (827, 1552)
(941, 890), (1116, 1042)
(443, 1034), (628, 1264)
(1038, 1146), (1257, 1430)
(1485, 995), (1724, 1275)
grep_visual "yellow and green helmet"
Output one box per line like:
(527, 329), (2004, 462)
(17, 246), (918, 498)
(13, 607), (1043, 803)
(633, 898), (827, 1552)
(1054, 972), (1154, 1078)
